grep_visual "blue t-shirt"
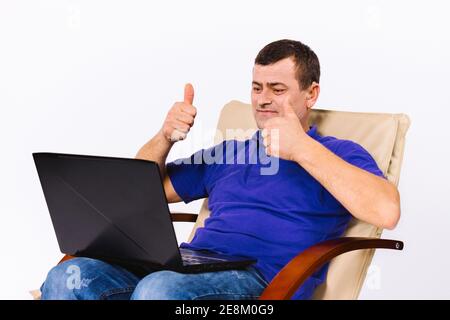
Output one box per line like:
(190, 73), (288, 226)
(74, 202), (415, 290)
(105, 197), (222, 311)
(166, 125), (385, 299)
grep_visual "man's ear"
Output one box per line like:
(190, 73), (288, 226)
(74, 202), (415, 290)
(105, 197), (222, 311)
(306, 82), (320, 109)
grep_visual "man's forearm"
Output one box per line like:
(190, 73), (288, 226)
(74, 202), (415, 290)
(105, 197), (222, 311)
(135, 129), (174, 177)
(293, 135), (401, 230)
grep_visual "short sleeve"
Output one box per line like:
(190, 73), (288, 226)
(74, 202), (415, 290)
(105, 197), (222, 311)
(335, 140), (386, 179)
(166, 142), (223, 203)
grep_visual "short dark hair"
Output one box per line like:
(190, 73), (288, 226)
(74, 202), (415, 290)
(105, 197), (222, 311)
(254, 39), (320, 90)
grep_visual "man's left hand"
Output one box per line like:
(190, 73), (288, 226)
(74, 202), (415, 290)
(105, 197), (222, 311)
(261, 97), (308, 162)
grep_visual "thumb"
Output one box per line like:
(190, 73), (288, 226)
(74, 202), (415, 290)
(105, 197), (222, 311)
(281, 95), (296, 117)
(184, 83), (194, 105)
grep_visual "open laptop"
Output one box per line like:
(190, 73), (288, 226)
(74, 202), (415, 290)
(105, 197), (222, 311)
(33, 152), (256, 276)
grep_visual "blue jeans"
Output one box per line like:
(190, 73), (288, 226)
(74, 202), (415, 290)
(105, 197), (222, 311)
(40, 257), (269, 300)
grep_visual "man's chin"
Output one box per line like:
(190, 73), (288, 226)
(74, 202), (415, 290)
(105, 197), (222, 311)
(255, 115), (275, 129)
(255, 118), (265, 129)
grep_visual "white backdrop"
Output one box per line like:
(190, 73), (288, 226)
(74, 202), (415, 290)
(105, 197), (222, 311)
(1, 0), (449, 299)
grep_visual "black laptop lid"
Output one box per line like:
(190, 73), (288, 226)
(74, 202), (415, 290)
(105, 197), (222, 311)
(33, 152), (182, 268)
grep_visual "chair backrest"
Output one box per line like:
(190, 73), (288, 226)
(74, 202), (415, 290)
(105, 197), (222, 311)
(188, 100), (410, 299)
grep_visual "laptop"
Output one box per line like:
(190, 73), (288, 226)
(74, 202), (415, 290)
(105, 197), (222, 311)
(33, 152), (256, 276)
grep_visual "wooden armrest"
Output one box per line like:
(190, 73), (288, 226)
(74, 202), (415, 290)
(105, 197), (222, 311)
(58, 254), (76, 265)
(259, 237), (404, 300)
(170, 212), (198, 222)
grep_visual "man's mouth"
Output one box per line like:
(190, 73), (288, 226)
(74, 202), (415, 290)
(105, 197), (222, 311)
(257, 109), (278, 114)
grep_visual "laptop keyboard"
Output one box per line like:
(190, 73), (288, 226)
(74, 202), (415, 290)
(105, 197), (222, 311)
(180, 249), (228, 265)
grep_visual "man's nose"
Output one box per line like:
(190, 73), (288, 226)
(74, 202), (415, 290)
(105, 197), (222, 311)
(258, 90), (273, 108)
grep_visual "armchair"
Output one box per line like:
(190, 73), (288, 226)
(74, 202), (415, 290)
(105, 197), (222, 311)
(33, 100), (410, 300)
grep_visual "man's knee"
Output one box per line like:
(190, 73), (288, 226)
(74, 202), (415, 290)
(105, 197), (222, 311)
(40, 257), (102, 300)
(131, 270), (194, 300)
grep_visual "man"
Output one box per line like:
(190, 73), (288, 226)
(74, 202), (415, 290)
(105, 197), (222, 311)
(41, 39), (400, 300)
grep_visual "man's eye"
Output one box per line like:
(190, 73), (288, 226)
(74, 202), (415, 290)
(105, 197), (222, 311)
(253, 87), (261, 92)
(274, 89), (284, 93)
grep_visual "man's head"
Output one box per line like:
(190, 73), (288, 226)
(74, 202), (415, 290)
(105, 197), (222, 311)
(252, 39), (321, 130)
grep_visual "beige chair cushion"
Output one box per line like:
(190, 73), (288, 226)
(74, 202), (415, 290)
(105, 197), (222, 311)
(188, 100), (410, 300)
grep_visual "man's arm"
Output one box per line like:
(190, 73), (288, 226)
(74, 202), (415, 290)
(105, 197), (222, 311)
(262, 98), (401, 230)
(135, 129), (182, 203)
(292, 136), (400, 230)
(135, 83), (197, 203)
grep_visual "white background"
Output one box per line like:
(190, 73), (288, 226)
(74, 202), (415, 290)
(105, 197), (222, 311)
(1, 0), (449, 299)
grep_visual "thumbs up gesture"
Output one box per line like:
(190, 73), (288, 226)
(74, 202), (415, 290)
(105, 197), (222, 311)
(261, 96), (307, 161)
(161, 83), (197, 142)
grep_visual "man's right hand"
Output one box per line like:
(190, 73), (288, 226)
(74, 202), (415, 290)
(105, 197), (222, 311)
(161, 83), (197, 142)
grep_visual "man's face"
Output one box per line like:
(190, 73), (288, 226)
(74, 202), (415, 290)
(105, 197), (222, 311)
(251, 57), (310, 129)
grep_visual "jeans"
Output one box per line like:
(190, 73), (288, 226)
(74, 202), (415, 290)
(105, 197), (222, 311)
(40, 257), (269, 300)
